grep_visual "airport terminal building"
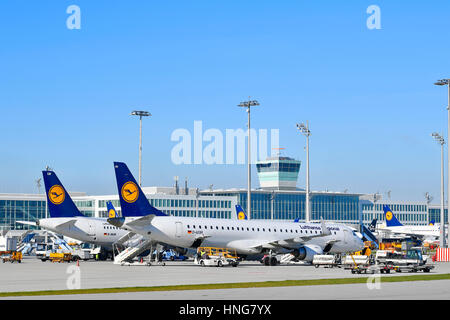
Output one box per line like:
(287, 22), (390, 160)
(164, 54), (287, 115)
(1, 155), (448, 230)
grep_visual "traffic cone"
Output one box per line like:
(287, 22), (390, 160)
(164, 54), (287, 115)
(140, 257), (143, 264)
(76, 259), (79, 267)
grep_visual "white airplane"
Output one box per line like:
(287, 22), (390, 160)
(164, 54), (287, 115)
(18, 170), (130, 255)
(380, 205), (440, 239)
(107, 162), (365, 265)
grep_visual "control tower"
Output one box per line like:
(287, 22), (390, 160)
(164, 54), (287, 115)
(256, 153), (301, 190)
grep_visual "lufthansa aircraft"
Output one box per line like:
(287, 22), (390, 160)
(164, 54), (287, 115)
(380, 205), (440, 239)
(18, 170), (130, 248)
(107, 162), (365, 264)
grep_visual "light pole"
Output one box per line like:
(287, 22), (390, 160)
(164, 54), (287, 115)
(131, 110), (151, 187)
(238, 99), (259, 220)
(270, 190), (276, 220)
(432, 132), (446, 247)
(296, 122), (311, 222)
(435, 78), (450, 247)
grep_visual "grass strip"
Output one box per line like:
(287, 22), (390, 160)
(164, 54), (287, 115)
(2, 273), (450, 297)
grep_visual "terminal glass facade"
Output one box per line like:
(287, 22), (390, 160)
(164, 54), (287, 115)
(428, 208), (448, 224)
(0, 199), (47, 230)
(361, 202), (429, 225)
(205, 191), (360, 223)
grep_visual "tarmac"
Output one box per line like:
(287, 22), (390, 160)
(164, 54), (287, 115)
(1, 256), (450, 299)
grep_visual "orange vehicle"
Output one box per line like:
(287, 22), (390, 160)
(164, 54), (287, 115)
(1, 251), (22, 263)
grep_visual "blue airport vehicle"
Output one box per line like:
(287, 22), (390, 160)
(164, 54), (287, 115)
(161, 249), (187, 261)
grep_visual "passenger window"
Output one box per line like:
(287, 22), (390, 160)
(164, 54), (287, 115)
(222, 226), (224, 230)
(199, 225), (201, 229)
(193, 225), (196, 229)
(231, 227), (234, 230)
(216, 226), (219, 230)
(187, 225), (190, 228)
(268, 229), (271, 232)
(247, 228), (249, 231)
(252, 228), (255, 231)
(262, 228), (265, 232)
(237, 227), (239, 231)
(257, 228), (260, 232)
(227, 227), (230, 230)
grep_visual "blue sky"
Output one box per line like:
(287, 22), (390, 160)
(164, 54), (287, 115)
(0, 1), (449, 202)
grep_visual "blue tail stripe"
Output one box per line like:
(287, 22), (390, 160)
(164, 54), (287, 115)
(383, 205), (403, 227)
(114, 162), (167, 217)
(42, 171), (84, 218)
(235, 205), (248, 220)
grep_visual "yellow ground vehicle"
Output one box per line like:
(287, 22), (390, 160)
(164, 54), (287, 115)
(50, 252), (72, 263)
(1, 251), (22, 263)
(195, 247), (239, 267)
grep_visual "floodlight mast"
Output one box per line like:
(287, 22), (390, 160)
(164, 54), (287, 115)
(238, 99), (259, 220)
(435, 79), (450, 247)
(432, 132), (446, 247)
(296, 122), (311, 222)
(131, 110), (151, 187)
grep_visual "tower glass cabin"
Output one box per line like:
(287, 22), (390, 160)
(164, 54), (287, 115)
(256, 156), (301, 191)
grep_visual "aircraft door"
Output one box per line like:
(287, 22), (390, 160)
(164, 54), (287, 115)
(175, 222), (183, 238)
(89, 223), (96, 241)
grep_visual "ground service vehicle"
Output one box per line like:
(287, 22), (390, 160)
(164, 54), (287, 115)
(376, 248), (434, 273)
(50, 252), (72, 263)
(1, 251), (22, 263)
(195, 247), (239, 267)
(312, 254), (341, 268)
(162, 249), (187, 261)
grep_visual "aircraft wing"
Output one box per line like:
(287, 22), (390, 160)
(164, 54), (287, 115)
(16, 220), (37, 227)
(251, 220), (333, 249)
(54, 219), (77, 230)
(126, 214), (156, 227)
(381, 228), (430, 239)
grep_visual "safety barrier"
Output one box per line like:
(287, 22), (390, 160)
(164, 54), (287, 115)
(435, 248), (450, 262)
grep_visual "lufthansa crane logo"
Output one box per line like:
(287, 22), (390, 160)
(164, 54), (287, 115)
(48, 185), (65, 205)
(121, 181), (139, 203)
(386, 211), (393, 221)
(237, 211), (246, 220)
(108, 209), (116, 218)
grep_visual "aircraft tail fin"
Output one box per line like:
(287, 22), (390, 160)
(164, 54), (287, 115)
(106, 201), (120, 218)
(42, 170), (84, 218)
(383, 205), (403, 227)
(113, 162), (167, 217)
(235, 205), (247, 220)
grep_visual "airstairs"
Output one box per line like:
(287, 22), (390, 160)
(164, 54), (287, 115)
(113, 238), (154, 264)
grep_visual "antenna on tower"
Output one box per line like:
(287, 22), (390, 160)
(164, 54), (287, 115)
(424, 192), (433, 204)
(386, 190), (391, 200)
(35, 178), (42, 194)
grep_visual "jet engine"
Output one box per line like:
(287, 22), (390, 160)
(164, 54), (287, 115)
(293, 244), (323, 262)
